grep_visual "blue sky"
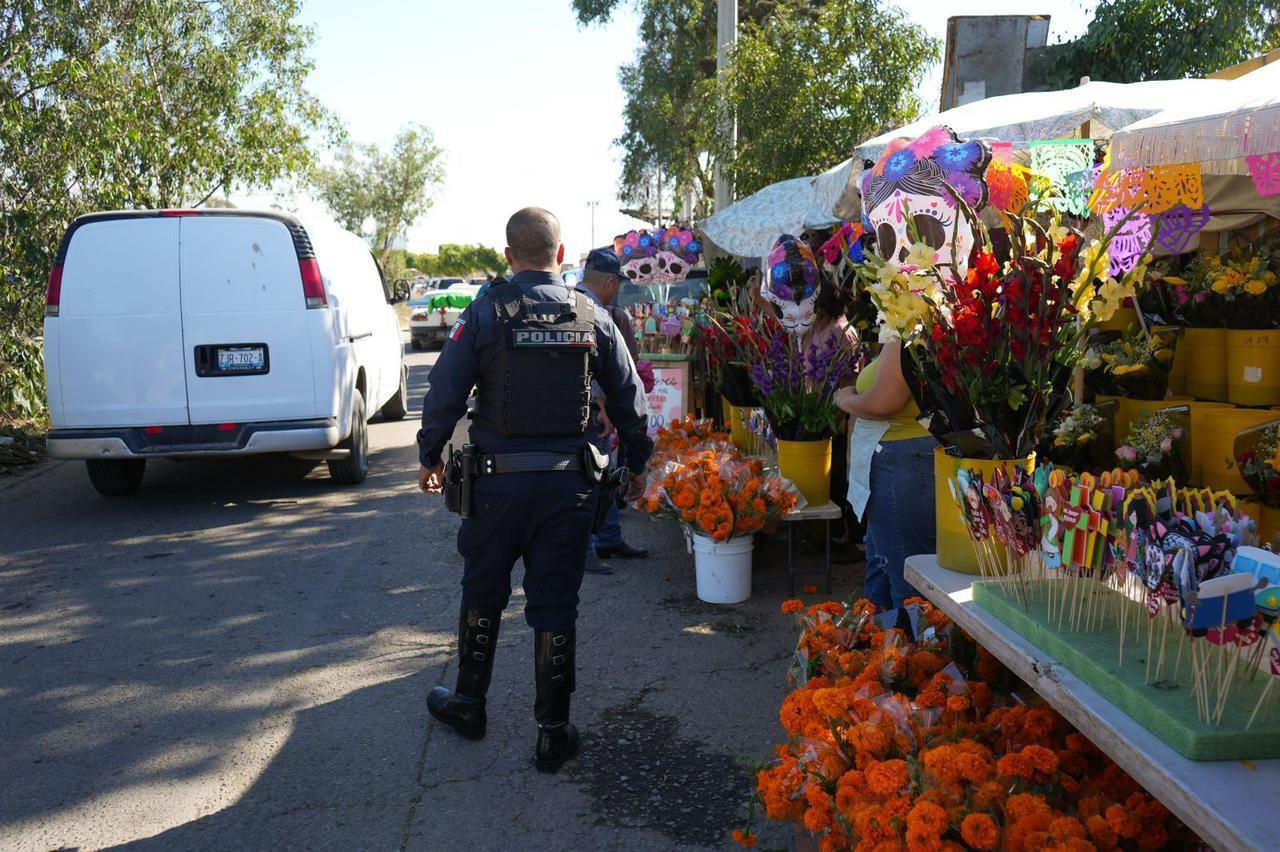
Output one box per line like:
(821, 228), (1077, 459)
(250, 1), (1095, 259)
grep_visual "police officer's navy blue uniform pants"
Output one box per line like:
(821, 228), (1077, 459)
(458, 470), (597, 631)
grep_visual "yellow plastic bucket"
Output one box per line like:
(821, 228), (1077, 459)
(1187, 401), (1235, 485)
(1227, 330), (1280, 406)
(777, 438), (832, 506)
(1183, 327), (1228, 401)
(722, 398), (752, 450)
(1200, 407), (1280, 495)
(934, 448), (1034, 575)
(1094, 304), (1139, 333)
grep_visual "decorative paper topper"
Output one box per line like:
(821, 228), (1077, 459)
(1154, 203), (1213, 254)
(1247, 151), (1280, 197)
(1103, 207), (1153, 277)
(859, 126), (991, 282)
(614, 227), (702, 285)
(1030, 139), (1095, 217)
(762, 234), (820, 337)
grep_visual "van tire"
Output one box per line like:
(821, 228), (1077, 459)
(410, 339), (423, 351)
(86, 459), (146, 495)
(380, 365), (409, 421)
(328, 389), (369, 484)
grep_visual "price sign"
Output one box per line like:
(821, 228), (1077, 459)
(645, 362), (689, 435)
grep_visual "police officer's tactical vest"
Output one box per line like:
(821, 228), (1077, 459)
(472, 281), (598, 437)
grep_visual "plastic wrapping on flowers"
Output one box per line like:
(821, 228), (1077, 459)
(633, 417), (802, 542)
(730, 596), (1201, 851)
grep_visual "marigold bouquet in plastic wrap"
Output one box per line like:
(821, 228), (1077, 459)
(732, 596), (1200, 851)
(634, 418), (798, 542)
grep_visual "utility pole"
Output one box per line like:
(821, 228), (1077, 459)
(587, 200), (598, 247)
(713, 0), (737, 212)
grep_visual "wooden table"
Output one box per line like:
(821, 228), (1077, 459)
(781, 501), (843, 595)
(905, 554), (1280, 852)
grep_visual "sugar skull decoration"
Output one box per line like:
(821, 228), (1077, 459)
(859, 126), (991, 283)
(614, 227), (701, 285)
(654, 226), (701, 284)
(763, 234), (821, 336)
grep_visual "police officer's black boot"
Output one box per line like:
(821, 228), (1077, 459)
(534, 627), (580, 772)
(428, 605), (501, 740)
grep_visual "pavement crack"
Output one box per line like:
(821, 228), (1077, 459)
(398, 657), (451, 851)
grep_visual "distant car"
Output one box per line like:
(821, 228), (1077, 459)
(43, 209), (408, 494)
(408, 282), (481, 350)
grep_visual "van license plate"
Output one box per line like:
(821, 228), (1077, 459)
(217, 346), (265, 372)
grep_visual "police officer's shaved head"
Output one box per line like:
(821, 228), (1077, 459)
(505, 207), (563, 270)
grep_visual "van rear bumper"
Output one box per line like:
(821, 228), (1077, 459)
(47, 418), (340, 459)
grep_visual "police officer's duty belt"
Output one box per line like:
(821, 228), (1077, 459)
(479, 451), (584, 475)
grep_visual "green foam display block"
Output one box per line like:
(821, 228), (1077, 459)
(973, 580), (1280, 760)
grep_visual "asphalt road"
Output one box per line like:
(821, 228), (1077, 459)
(0, 338), (862, 851)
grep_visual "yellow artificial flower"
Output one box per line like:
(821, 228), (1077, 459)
(1111, 364), (1149, 377)
(1246, 279), (1270, 296)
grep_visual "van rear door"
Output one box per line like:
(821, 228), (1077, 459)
(178, 215), (319, 425)
(55, 216), (189, 427)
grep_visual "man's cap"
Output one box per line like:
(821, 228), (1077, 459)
(584, 247), (622, 276)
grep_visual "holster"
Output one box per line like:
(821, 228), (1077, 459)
(591, 465), (631, 533)
(444, 444), (478, 518)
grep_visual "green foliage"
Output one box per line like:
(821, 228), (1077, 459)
(313, 123), (445, 265)
(403, 244), (509, 278)
(574, 1), (827, 211)
(1037, 0), (1280, 90)
(574, 0), (936, 205)
(722, 0), (938, 196)
(0, 0), (332, 420)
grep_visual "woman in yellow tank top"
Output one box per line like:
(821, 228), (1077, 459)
(835, 340), (936, 611)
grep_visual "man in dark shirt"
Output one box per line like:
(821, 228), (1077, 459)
(417, 208), (651, 772)
(578, 247), (649, 562)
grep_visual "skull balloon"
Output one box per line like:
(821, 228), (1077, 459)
(762, 234), (821, 336)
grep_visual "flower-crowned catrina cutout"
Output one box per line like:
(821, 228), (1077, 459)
(652, 226), (702, 283)
(763, 234), (820, 336)
(615, 229), (660, 284)
(859, 126), (991, 283)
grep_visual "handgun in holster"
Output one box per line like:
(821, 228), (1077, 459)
(444, 443), (478, 518)
(592, 464), (631, 534)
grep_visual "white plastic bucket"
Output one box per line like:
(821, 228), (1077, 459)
(691, 533), (753, 604)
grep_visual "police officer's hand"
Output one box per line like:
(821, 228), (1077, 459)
(419, 463), (444, 493)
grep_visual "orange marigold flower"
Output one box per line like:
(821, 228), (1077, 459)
(945, 694), (970, 713)
(731, 828), (757, 848)
(865, 758), (910, 797)
(1005, 793), (1051, 822)
(781, 598), (804, 615)
(905, 799), (948, 850)
(997, 752), (1033, 779)
(960, 813), (999, 850)
(803, 583), (819, 594)
(1085, 814), (1117, 851)
(1022, 744), (1060, 776)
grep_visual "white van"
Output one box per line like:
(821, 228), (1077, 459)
(43, 209), (408, 494)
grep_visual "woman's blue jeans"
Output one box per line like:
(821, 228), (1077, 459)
(863, 436), (937, 612)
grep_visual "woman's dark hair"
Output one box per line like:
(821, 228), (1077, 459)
(813, 271), (849, 323)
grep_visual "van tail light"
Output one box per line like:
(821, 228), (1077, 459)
(160, 209), (202, 217)
(45, 264), (63, 317)
(299, 258), (327, 308)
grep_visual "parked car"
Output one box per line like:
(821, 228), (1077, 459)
(408, 282), (481, 350)
(43, 209), (408, 494)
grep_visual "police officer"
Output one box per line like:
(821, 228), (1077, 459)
(417, 207), (652, 773)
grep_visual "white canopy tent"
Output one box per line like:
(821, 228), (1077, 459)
(852, 78), (1229, 164)
(699, 159), (854, 258)
(1109, 61), (1280, 172)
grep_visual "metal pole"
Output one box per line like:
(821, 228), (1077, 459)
(713, 0), (737, 212)
(587, 201), (598, 246)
